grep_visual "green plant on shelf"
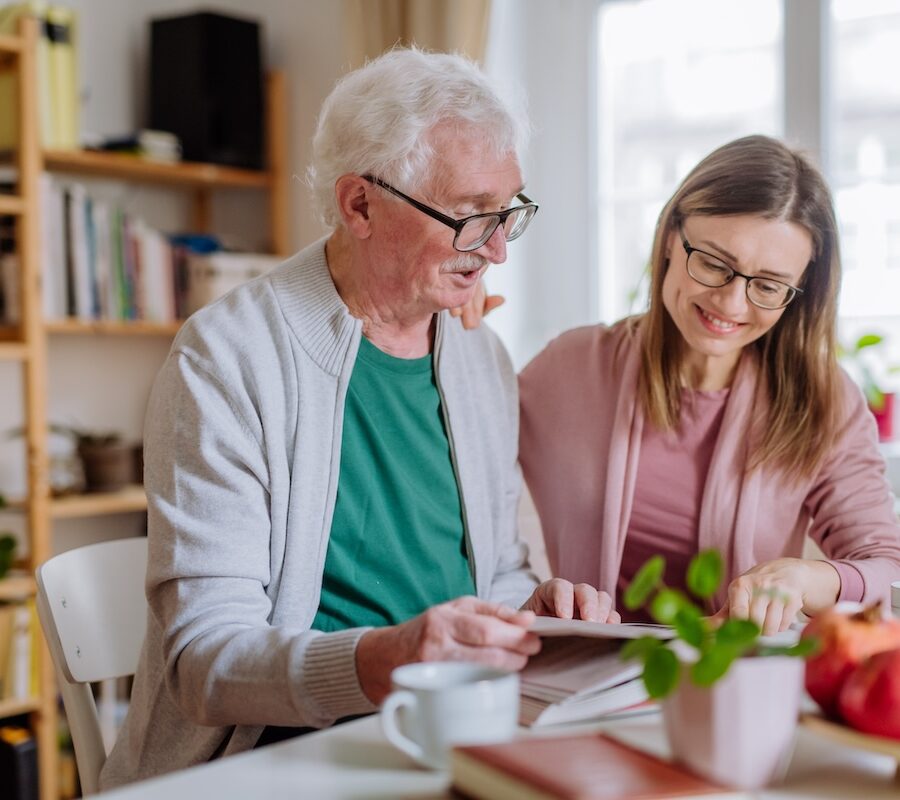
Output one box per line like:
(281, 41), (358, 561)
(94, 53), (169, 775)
(620, 549), (816, 699)
(0, 493), (17, 579)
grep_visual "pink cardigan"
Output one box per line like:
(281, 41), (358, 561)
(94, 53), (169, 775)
(519, 320), (900, 611)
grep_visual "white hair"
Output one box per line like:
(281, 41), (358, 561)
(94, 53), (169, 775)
(308, 48), (530, 229)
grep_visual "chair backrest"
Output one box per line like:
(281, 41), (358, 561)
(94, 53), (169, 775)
(35, 537), (148, 796)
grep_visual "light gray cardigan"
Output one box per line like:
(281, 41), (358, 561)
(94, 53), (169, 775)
(100, 239), (538, 789)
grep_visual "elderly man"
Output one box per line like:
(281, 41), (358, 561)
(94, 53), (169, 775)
(100, 49), (616, 789)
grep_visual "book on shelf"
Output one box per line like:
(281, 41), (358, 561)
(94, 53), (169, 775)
(45, 3), (79, 150)
(0, 726), (38, 800)
(0, 1), (79, 151)
(0, 599), (35, 703)
(451, 732), (743, 800)
(0, 1), (53, 150)
(518, 617), (672, 728)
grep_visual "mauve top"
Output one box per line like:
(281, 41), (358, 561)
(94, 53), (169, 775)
(519, 319), (894, 614)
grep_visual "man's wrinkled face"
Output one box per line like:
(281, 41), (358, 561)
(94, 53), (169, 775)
(367, 122), (524, 317)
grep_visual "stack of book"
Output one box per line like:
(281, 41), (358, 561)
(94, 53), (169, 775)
(0, 1), (80, 151)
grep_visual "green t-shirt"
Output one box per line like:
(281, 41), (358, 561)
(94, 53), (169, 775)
(312, 336), (475, 632)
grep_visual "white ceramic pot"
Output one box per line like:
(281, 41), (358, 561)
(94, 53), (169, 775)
(662, 656), (803, 790)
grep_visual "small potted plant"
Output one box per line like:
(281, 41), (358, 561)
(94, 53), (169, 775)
(621, 550), (815, 790)
(840, 333), (900, 442)
(0, 493), (18, 579)
(50, 424), (134, 493)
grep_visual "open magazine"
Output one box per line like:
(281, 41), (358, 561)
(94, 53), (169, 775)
(520, 617), (675, 727)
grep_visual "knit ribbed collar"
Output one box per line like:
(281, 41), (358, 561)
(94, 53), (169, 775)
(269, 237), (362, 376)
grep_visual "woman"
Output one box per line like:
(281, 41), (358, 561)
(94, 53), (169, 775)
(518, 135), (900, 634)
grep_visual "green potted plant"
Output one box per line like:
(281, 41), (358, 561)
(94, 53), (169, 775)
(840, 333), (900, 442)
(0, 493), (18, 579)
(621, 550), (815, 789)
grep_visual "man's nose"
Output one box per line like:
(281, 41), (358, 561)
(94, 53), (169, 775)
(475, 223), (508, 264)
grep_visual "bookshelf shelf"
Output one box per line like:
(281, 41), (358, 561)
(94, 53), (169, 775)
(0, 342), (28, 360)
(0, 195), (25, 215)
(0, 574), (35, 602)
(0, 696), (41, 718)
(49, 485), (147, 519)
(43, 149), (272, 189)
(45, 319), (182, 337)
(0, 31), (24, 54)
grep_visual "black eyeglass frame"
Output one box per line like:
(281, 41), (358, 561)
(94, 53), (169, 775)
(362, 174), (538, 252)
(680, 232), (804, 310)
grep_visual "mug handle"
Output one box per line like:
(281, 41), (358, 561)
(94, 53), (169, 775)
(381, 690), (425, 764)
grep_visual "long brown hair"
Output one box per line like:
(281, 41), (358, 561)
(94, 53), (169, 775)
(640, 135), (843, 479)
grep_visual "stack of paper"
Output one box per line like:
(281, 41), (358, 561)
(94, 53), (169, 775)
(521, 618), (673, 728)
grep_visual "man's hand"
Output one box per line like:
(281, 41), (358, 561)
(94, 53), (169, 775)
(521, 578), (620, 623)
(450, 279), (504, 330)
(710, 558), (840, 636)
(355, 596), (540, 704)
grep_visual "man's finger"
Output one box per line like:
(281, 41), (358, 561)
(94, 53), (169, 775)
(452, 612), (541, 654)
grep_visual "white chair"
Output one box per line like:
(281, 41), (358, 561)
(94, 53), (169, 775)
(35, 537), (148, 796)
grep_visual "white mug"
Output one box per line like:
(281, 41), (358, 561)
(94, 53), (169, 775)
(891, 581), (900, 619)
(380, 661), (520, 770)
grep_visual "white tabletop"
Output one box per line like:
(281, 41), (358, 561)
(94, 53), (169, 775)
(95, 709), (899, 799)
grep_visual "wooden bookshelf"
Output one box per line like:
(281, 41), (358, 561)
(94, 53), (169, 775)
(3, 18), (290, 798)
(49, 485), (147, 519)
(0, 697), (41, 718)
(0, 574), (36, 601)
(0, 195), (26, 214)
(43, 148), (273, 189)
(45, 319), (182, 337)
(0, 342), (29, 360)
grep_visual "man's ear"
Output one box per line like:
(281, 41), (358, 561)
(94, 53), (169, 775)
(334, 175), (372, 239)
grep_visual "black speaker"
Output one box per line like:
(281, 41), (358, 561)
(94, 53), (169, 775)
(149, 12), (264, 170)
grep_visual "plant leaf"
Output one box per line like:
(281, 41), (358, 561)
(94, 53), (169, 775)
(715, 618), (760, 650)
(690, 646), (738, 686)
(623, 555), (665, 610)
(855, 333), (883, 351)
(643, 646), (680, 698)
(673, 605), (706, 649)
(686, 549), (723, 599)
(620, 636), (662, 663)
(650, 588), (689, 625)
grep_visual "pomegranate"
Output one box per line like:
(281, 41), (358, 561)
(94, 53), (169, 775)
(802, 603), (900, 719)
(838, 648), (900, 739)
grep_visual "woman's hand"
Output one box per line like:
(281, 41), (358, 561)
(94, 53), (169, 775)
(450, 279), (504, 329)
(521, 578), (620, 623)
(711, 557), (841, 635)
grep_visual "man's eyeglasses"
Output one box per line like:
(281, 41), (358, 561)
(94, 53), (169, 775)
(681, 232), (803, 310)
(363, 175), (538, 253)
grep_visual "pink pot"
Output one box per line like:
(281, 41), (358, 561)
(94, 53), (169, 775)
(662, 656), (803, 790)
(872, 392), (895, 442)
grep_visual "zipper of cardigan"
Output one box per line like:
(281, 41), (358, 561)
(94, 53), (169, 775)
(432, 313), (478, 591)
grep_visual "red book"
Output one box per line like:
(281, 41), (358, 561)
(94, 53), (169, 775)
(451, 732), (743, 800)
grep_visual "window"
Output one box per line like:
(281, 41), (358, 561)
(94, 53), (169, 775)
(596, 0), (781, 320)
(831, 0), (900, 318)
(596, 0), (900, 331)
